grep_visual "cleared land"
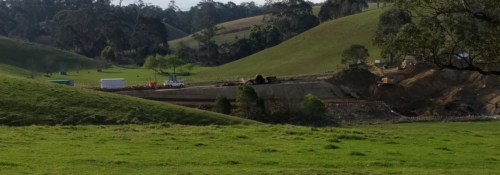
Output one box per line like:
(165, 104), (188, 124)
(0, 75), (256, 125)
(192, 9), (384, 81)
(0, 122), (498, 174)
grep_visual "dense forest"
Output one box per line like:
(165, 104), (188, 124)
(0, 0), (378, 66)
(0, 0), (267, 64)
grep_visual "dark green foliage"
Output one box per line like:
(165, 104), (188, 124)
(392, 0), (500, 75)
(302, 93), (327, 121)
(341, 44), (369, 65)
(373, 8), (411, 65)
(0, 0), (267, 66)
(214, 95), (231, 115)
(130, 15), (169, 62)
(319, 0), (368, 22)
(265, 0), (319, 39)
(101, 46), (116, 62)
(236, 85), (264, 120)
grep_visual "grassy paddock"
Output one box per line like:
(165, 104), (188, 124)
(0, 122), (498, 174)
(38, 65), (213, 86)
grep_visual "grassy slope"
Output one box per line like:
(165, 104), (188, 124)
(0, 36), (95, 73)
(169, 4), (378, 50)
(169, 15), (265, 49)
(0, 75), (257, 125)
(193, 9), (383, 81)
(0, 122), (499, 174)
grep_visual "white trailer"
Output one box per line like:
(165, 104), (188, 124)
(100, 78), (126, 89)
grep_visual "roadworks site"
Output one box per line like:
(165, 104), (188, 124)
(118, 63), (500, 124)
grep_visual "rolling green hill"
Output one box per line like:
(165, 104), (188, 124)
(0, 75), (258, 126)
(191, 8), (384, 81)
(169, 4), (379, 51)
(0, 36), (95, 75)
(169, 15), (265, 49)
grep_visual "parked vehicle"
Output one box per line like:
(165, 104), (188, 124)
(163, 80), (185, 88)
(163, 74), (185, 88)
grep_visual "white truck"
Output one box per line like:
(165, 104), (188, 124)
(101, 78), (126, 89)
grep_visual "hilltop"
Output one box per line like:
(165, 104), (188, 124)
(0, 75), (257, 126)
(192, 8), (384, 81)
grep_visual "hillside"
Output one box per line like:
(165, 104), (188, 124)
(192, 9), (384, 81)
(169, 15), (265, 49)
(169, 4), (379, 50)
(0, 36), (95, 75)
(0, 75), (258, 126)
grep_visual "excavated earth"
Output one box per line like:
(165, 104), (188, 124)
(327, 64), (500, 118)
(118, 64), (499, 123)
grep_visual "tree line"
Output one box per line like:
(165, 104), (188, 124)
(0, 0), (266, 65)
(0, 0), (375, 68)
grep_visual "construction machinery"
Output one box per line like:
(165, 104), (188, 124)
(369, 63), (394, 86)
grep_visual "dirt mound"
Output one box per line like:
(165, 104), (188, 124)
(327, 69), (379, 99)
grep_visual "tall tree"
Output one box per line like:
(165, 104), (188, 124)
(191, 0), (222, 65)
(373, 8), (411, 65)
(341, 44), (369, 65)
(130, 14), (169, 63)
(265, 0), (319, 39)
(392, 0), (500, 75)
(318, 0), (368, 22)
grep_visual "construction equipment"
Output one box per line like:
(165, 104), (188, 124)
(241, 75), (278, 85)
(368, 62), (395, 86)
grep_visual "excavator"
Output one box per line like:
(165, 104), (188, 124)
(368, 62), (394, 86)
(369, 58), (417, 86)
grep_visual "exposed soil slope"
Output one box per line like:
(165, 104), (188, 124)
(328, 65), (500, 117)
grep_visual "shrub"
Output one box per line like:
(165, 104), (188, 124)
(213, 95), (231, 115)
(236, 85), (264, 119)
(302, 93), (327, 122)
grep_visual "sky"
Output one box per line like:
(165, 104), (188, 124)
(115, 0), (324, 11)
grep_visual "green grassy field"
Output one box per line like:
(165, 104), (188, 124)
(0, 75), (256, 125)
(0, 36), (95, 72)
(0, 122), (498, 174)
(192, 9), (384, 81)
(39, 65), (211, 86)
